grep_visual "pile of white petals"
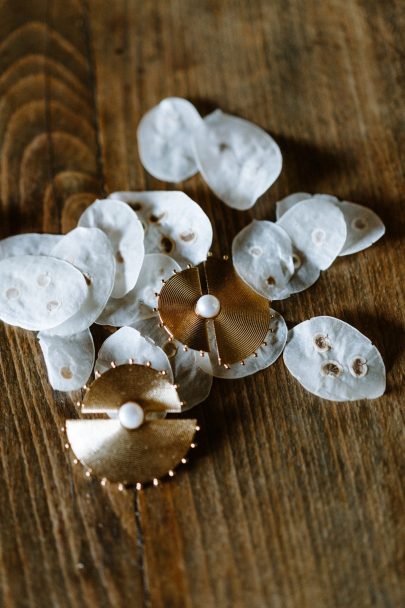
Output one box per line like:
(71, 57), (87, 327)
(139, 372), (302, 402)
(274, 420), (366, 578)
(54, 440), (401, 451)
(0, 99), (386, 404)
(137, 97), (282, 210)
(0, 194), (214, 408)
(233, 192), (385, 299)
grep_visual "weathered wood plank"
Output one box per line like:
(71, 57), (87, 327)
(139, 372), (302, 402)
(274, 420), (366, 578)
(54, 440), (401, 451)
(88, 1), (405, 606)
(0, 0), (404, 607)
(0, 2), (143, 607)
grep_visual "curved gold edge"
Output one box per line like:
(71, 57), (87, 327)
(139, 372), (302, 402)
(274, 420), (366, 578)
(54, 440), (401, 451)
(82, 363), (182, 414)
(157, 256), (272, 366)
(65, 419), (198, 487)
(204, 257), (271, 364)
(157, 266), (210, 352)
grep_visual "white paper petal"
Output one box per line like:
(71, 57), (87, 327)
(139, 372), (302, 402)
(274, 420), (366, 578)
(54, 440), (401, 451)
(109, 191), (212, 265)
(285, 255), (321, 295)
(0, 255), (88, 330)
(337, 201), (385, 256)
(170, 348), (213, 409)
(276, 194), (384, 256)
(0, 233), (61, 261)
(38, 329), (95, 391)
(46, 227), (115, 336)
(283, 316), (386, 401)
(209, 310), (287, 379)
(276, 193), (340, 220)
(313, 194), (340, 203)
(277, 198), (347, 270)
(78, 199), (144, 298)
(133, 317), (213, 410)
(232, 220), (294, 300)
(94, 326), (172, 381)
(192, 110), (282, 210)
(97, 253), (180, 327)
(137, 97), (202, 182)
(275, 192), (311, 220)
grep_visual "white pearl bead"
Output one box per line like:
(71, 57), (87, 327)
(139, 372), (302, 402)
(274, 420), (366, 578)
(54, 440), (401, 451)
(195, 294), (221, 319)
(118, 402), (145, 430)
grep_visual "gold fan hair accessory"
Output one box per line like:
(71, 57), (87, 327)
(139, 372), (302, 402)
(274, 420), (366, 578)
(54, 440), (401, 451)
(65, 362), (198, 489)
(156, 255), (272, 367)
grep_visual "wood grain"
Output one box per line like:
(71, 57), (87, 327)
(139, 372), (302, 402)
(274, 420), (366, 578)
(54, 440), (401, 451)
(0, 1), (404, 607)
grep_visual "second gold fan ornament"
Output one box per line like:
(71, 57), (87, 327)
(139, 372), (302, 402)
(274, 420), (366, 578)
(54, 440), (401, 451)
(0, 98), (387, 488)
(65, 363), (198, 489)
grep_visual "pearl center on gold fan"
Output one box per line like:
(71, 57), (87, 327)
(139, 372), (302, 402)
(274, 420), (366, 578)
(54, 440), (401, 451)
(195, 294), (221, 319)
(118, 401), (145, 430)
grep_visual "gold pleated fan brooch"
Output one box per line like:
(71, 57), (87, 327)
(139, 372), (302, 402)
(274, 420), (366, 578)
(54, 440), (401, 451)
(65, 256), (271, 488)
(65, 362), (198, 489)
(157, 256), (271, 367)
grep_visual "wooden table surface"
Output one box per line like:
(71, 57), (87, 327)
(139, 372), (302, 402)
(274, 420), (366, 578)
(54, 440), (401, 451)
(0, 1), (404, 607)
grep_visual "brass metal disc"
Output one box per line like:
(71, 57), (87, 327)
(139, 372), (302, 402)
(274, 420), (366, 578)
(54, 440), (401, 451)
(66, 419), (197, 484)
(204, 257), (271, 364)
(157, 266), (209, 351)
(82, 363), (181, 415)
(157, 258), (271, 365)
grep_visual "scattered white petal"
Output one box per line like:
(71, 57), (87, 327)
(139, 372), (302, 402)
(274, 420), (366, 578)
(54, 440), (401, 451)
(46, 227), (115, 336)
(170, 346), (213, 409)
(209, 310), (287, 379)
(109, 191), (212, 265)
(137, 97), (202, 182)
(275, 192), (311, 220)
(276, 194), (384, 256)
(232, 220), (294, 300)
(38, 329), (95, 391)
(313, 193), (340, 203)
(276, 193), (340, 220)
(97, 254), (180, 327)
(337, 201), (385, 256)
(285, 254), (321, 296)
(0, 233), (61, 261)
(283, 316), (386, 401)
(134, 317), (213, 409)
(0, 255), (87, 331)
(192, 109), (282, 210)
(277, 198), (347, 271)
(94, 326), (172, 380)
(78, 199), (144, 298)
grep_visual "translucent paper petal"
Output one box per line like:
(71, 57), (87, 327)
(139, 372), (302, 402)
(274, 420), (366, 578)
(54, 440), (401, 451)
(337, 201), (385, 256)
(277, 198), (347, 270)
(46, 227), (115, 336)
(97, 254), (181, 327)
(109, 191), (212, 265)
(276, 194), (384, 256)
(208, 310), (287, 379)
(313, 194), (340, 203)
(137, 97), (202, 182)
(94, 326), (173, 380)
(232, 220), (294, 300)
(276, 193), (340, 220)
(192, 110), (282, 210)
(283, 316), (386, 401)
(275, 192), (311, 220)
(0, 233), (61, 260)
(0, 255), (88, 331)
(169, 347), (213, 409)
(78, 199), (144, 298)
(38, 329), (95, 391)
(134, 317), (213, 410)
(285, 255), (321, 295)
